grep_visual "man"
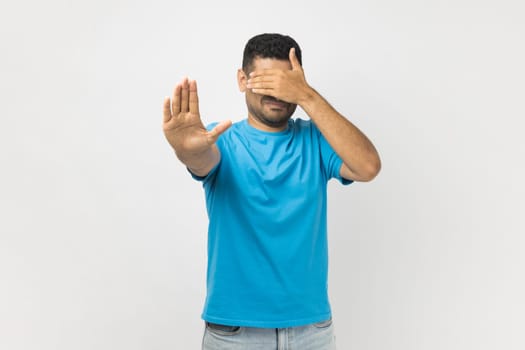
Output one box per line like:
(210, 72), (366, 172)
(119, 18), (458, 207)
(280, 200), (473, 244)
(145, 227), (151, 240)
(162, 33), (380, 350)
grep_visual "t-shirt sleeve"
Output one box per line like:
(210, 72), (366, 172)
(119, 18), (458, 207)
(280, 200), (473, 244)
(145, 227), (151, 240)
(315, 124), (354, 185)
(187, 122), (221, 184)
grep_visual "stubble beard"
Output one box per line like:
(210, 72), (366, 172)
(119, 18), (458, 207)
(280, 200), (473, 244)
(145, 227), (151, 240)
(247, 97), (296, 129)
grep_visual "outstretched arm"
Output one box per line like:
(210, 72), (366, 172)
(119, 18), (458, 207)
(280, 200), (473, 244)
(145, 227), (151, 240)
(163, 77), (232, 176)
(246, 48), (381, 182)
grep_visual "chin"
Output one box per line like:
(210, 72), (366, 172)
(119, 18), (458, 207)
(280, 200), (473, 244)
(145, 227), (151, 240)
(260, 115), (291, 127)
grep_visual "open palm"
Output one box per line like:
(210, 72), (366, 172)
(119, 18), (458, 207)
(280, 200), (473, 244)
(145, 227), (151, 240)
(163, 78), (231, 155)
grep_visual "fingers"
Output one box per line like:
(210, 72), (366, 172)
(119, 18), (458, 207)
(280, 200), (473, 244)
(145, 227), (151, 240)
(247, 73), (276, 95)
(171, 83), (181, 116)
(207, 120), (233, 144)
(246, 76), (274, 91)
(289, 47), (301, 70)
(250, 88), (275, 97)
(249, 69), (280, 79)
(189, 79), (199, 115)
(180, 77), (189, 112)
(168, 77), (200, 118)
(247, 75), (274, 84)
(163, 96), (172, 123)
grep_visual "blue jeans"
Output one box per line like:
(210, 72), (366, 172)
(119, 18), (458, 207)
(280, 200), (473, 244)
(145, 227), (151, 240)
(202, 318), (336, 350)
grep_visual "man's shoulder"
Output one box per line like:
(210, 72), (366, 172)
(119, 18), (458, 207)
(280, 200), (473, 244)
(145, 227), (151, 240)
(291, 117), (314, 129)
(290, 118), (321, 138)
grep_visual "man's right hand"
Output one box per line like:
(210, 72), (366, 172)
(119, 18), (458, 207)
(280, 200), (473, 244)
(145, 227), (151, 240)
(163, 77), (231, 155)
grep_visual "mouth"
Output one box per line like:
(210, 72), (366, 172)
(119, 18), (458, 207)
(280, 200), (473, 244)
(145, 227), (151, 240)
(262, 98), (289, 109)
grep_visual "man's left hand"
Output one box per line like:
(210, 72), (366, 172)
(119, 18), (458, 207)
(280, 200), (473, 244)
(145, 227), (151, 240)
(246, 48), (313, 105)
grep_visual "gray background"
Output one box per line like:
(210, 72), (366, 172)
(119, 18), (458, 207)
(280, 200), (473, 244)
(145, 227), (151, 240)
(1, 0), (524, 349)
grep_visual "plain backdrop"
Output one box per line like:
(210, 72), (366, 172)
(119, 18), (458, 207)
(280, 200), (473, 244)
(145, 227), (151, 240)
(1, 0), (524, 349)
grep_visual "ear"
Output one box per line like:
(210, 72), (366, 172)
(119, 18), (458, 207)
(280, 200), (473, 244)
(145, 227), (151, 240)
(237, 69), (247, 92)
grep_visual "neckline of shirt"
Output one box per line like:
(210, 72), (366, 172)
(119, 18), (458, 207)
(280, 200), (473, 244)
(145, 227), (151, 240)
(241, 118), (293, 137)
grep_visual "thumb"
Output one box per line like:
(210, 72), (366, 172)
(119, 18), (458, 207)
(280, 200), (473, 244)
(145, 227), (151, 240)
(289, 47), (301, 70)
(207, 120), (233, 144)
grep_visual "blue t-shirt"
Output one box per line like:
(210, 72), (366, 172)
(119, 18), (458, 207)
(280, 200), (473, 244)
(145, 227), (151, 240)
(191, 118), (352, 328)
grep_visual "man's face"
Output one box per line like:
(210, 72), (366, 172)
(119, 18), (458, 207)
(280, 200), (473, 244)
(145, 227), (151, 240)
(239, 57), (297, 129)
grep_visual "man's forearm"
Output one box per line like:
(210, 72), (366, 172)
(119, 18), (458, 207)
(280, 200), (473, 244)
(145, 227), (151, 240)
(299, 88), (381, 181)
(175, 145), (220, 177)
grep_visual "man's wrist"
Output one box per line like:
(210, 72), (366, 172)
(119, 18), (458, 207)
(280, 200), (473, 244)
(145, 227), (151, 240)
(297, 86), (319, 109)
(176, 146), (217, 168)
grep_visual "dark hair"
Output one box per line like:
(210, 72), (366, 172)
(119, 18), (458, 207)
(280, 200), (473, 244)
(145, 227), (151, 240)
(242, 33), (302, 72)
